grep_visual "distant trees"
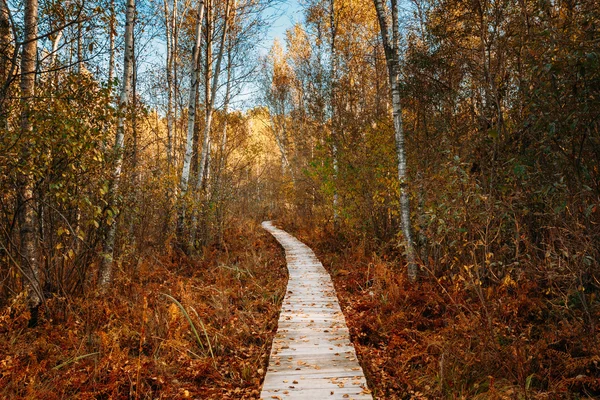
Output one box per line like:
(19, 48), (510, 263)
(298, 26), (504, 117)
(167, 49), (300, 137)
(260, 40), (295, 184)
(259, 0), (417, 275)
(258, 0), (599, 286)
(174, 0), (276, 248)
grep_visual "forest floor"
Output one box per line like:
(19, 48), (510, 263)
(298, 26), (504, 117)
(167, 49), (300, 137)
(0, 219), (287, 399)
(1, 218), (598, 399)
(287, 222), (600, 400)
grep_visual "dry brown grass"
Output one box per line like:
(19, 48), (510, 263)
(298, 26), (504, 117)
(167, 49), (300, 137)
(0, 218), (287, 399)
(288, 222), (600, 400)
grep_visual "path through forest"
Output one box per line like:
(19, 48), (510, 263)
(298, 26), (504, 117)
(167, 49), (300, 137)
(260, 221), (372, 399)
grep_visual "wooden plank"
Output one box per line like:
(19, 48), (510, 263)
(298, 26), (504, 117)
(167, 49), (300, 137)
(260, 221), (372, 400)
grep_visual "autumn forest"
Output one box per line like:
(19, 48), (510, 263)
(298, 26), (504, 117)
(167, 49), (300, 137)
(0, 0), (599, 398)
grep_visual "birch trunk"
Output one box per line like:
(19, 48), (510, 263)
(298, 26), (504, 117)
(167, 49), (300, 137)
(128, 42), (139, 250)
(0, 1), (8, 78)
(192, 0), (211, 187)
(18, 0), (43, 324)
(214, 4), (235, 242)
(189, 0), (231, 247)
(176, 0), (205, 239)
(196, 0), (212, 193)
(197, 0), (231, 191)
(76, 21), (82, 73)
(130, 34), (139, 194)
(162, 0), (175, 235)
(50, 31), (63, 66)
(218, 45), (232, 172)
(214, 44), (232, 239)
(108, 0), (115, 90)
(373, 0), (418, 282)
(172, 0), (178, 166)
(329, 0), (339, 228)
(163, 0), (174, 167)
(98, 0), (135, 288)
(0, 0), (10, 128)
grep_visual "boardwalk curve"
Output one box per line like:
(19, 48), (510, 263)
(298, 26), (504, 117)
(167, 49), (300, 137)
(260, 221), (372, 400)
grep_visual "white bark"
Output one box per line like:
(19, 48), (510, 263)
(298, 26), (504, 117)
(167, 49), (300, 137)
(373, 0), (418, 282)
(163, 0), (174, 167)
(172, 0), (179, 165)
(0, 2), (8, 77)
(18, 0), (43, 314)
(214, 40), (232, 224)
(213, 3), (236, 242)
(1, 0), (11, 128)
(197, 0), (232, 191)
(50, 30), (63, 66)
(179, 0), (206, 194)
(76, 21), (82, 73)
(98, 0), (135, 288)
(177, 0), (205, 238)
(218, 48), (232, 169)
(329, 0), (339, 227)
(108, 0), (115, 89)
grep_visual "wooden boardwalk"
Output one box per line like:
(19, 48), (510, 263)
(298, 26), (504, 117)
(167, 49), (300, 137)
(260, 221), (372, 400)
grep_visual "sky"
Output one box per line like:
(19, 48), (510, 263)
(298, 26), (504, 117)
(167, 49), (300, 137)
(136, 0), (305, 110)
(261, 0), (303, 53)
(231, 0), (302, 108)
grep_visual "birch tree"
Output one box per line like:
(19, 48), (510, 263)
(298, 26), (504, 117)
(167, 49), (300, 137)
(213, 32), (234, 236)
(329, 0), (339, 227)
(98, 0), (136, 287)
(163, 0), (175, 167)
(217, 17), (235, 178)
(108, 0), (116, 90)
(18, 0), (44, 325)
(176, 0), (205, 240)
(373, 0), (418, 281)
(0, 0), (11, 128)
(196, 0), (232, 191)
(1, 1), (10, 83)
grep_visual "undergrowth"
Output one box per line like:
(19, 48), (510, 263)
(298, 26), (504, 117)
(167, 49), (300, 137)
(286, 221), (600, 400)
(0, 219), (287, 399)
